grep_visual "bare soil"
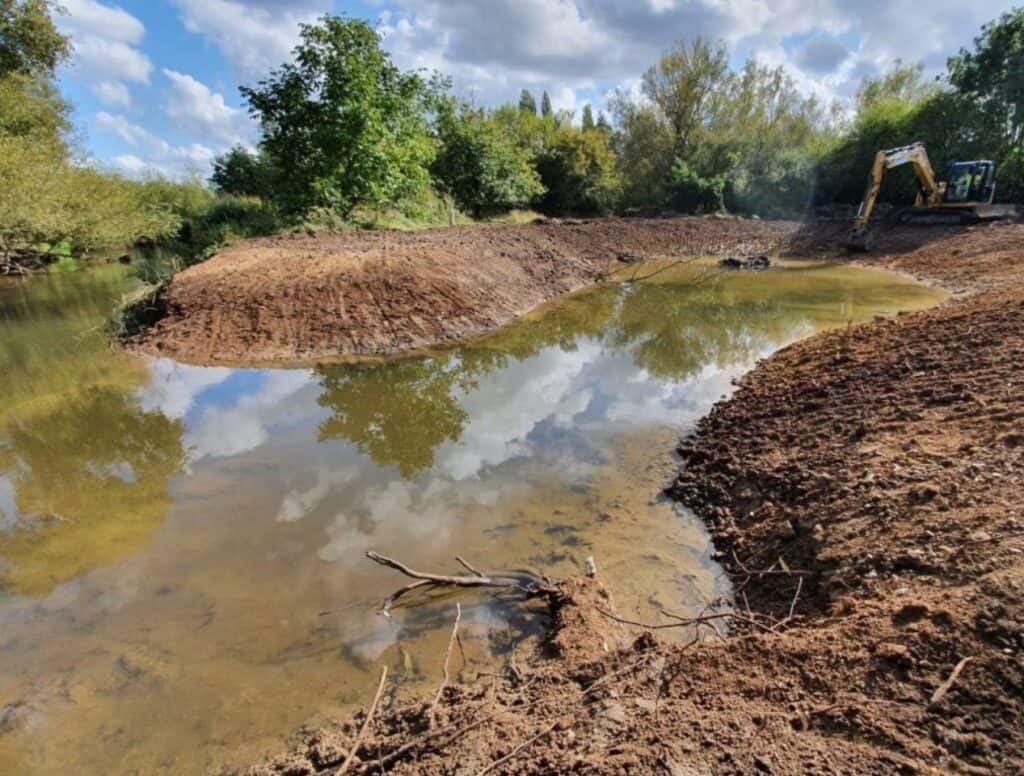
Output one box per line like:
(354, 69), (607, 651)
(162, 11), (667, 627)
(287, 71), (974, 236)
(240, 220), (1024, 776)
(126, 217), (794, 364)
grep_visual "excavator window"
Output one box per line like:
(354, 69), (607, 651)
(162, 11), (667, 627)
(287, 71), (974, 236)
(944, 161), (996, 204)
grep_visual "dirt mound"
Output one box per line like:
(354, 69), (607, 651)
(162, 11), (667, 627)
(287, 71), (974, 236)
(239, 221), (1024, 775)
(126, 217), (796, 365)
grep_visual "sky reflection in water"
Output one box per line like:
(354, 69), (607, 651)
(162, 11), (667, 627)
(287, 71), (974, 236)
(0, 261), (947, 774)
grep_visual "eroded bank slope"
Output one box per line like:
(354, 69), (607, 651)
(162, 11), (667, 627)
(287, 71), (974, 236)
(242, 221), (1024, 775)
(126, 217), (794, 364)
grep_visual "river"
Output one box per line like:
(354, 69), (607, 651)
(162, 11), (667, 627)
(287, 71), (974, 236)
(0, 259), (945, 774)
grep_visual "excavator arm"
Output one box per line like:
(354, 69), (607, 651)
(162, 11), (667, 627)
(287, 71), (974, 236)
(853, 142), (941, 229)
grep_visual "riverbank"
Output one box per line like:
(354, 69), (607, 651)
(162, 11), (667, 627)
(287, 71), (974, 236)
(242, 219), (1024, 775)
(123, 217), (795, 365)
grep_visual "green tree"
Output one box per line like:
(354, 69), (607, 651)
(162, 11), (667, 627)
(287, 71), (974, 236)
(0, 0), (69, 77)
(518, 88), (537, 115)
(431, 100), (544, 216)
(541, 90), (553, 118)
(240, 16), (437, 217)
(596, 111), (611, 132)
(536, 124), (622, 215)
(857, 61), (938, 111)
(581, 103), (595, 130)
(609, 97), (675, 208)
(210, 145), (278, 198)
(642, 37), (730, 157)
(947, 8), (1024, 196)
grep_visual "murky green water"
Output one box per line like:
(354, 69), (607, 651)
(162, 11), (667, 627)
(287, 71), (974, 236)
(0, 259), (945, 774)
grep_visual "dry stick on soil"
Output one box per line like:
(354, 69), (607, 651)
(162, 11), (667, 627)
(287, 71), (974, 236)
(429, 603), (462, 729)
(599, 605), (779, 634)
(930, 657), (974, 706)
(335, 665), (388, 775)
(475, 719), (563, 776)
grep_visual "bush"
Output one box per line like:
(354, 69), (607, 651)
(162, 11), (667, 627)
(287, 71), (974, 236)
(535, 127), (622, 216)
(667, 158), (725, 213)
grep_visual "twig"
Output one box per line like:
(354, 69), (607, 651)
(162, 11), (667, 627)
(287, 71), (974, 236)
(337, 665), (388, 775)
(475, 719), (562, 776)
(930, 657), (974, 706)
(771, 577), (805, 632)
(429, 604), (462, 728)
(597, 606), (778, 634)
(456, 556), (484, 577)
(725, 568), (815, 578)
(366, 552), (557, 614)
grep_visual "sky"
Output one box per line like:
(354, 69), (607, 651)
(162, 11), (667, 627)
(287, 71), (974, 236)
(53, 0), (1013, 180)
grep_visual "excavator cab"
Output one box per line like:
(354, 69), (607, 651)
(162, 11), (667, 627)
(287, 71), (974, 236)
(941, 160), (997, 205)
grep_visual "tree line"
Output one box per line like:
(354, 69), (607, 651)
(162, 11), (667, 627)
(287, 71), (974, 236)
(211, 9), (1024, 223)
(2, 2), (1022, 273)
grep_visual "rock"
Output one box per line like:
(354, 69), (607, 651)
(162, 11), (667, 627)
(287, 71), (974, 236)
(602, 701), (628, 725)
(876, 642), (910, 662)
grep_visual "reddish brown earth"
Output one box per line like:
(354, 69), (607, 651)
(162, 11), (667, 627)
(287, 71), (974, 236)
(127, 217), (794, 365)
(240, 220), (1024, 776)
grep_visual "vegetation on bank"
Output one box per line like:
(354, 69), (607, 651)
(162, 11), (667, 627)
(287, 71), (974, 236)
(2, 2), (1023, 278)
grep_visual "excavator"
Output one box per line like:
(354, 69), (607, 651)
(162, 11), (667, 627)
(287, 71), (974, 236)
(846, 142), (1012, 251)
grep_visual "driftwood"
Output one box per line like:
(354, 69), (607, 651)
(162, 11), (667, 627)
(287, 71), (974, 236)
(365, 552), (560, 615)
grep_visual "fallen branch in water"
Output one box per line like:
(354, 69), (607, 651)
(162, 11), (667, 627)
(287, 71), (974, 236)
(365, 552), (560, 614)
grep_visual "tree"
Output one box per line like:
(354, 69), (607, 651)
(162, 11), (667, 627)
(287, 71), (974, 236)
(581, 103), (595, 130)
(541, 90), (553, 117)
(210, 145), (277, 198)
(240, 16), (437, 217)
(642, 37), (730, 156)
(596, 111), (611, 132)
(947, 8), (1024, 178)
(0, 0), (69, 77)
(431, 100), (544, 216)
(535, 124), (622, 215)
(518, 88), (537, 115)
(857, 61), (938, 111)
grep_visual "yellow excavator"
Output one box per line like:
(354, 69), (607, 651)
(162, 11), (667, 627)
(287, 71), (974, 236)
(846, 141), (1011, 250)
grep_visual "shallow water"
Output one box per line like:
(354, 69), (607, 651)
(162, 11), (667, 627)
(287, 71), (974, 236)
(0, 259), (946, 774)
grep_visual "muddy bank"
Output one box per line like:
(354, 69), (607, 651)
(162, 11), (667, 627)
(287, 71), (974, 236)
(241, 221), (1024, 775)
(125, 217), (795, 364)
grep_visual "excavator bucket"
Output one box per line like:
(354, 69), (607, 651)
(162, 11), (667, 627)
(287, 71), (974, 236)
(844, 225), (871, 253)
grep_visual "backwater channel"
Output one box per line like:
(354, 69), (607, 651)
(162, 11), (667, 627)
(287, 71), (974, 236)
(0, 258), (946, 774)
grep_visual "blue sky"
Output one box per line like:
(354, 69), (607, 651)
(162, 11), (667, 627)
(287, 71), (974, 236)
(54, 0), (1012, 180)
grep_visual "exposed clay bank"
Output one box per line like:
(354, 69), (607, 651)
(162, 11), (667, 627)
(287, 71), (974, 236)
(125, 217), (798, 365)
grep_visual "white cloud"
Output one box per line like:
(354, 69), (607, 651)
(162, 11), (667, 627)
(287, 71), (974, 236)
(57, 0), (152, 84)
(96, 112), (216, 178)
(92, 79), (132, 108)
(59, 0), (145, 44)
(137, 360), (235, 420)
(162, 69), (252, 145)
(184, 370), (313, 460)
(171, 0), (331, 79)
(377, 0), (1011, 110)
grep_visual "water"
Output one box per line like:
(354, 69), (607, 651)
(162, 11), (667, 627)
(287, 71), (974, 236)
(0, 259), (946, 774)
